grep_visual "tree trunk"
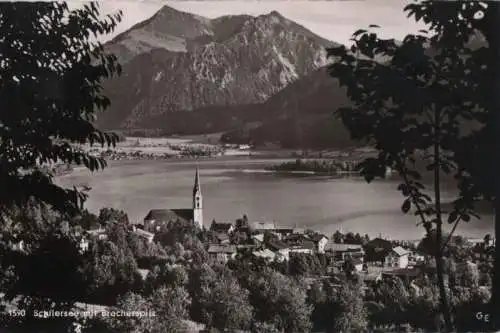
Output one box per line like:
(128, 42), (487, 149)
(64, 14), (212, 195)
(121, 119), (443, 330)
(433, 107), (453, 332)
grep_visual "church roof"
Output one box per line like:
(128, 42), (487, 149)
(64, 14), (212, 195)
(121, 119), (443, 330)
(193, 167), (201, 196)
(144, 209), (193, 223)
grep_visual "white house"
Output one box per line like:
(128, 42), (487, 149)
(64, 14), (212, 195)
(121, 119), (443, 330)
(408, 251), (425, 266)
(385, 246), (410, 269)
(132, 227), (155, 243)
(252, 249), (276, 262)
(79, 238), (89, 253)
(86, 228), (108, 240)
(311, 234), (329, 253)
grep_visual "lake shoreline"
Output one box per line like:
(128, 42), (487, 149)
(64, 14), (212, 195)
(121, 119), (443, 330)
(57, 158), (494, 241)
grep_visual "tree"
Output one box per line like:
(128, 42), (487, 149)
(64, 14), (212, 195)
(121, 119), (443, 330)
(328, 280), (368, 333)
(332, 230), (343, 244)
(187, 264), (252, 331)
(400, 2), (500, 327)
(98, 207), (129, 225)
(327, 2), (492, 331)
(104, 292), (155, 333)
(149, 286), (192, 332)
(244, 268), (312, 333)
(289, 253), (310, 276)
(0, 2), (122, 218)
(342, 257), (356, 278)
(81, 239), (140, 305)
(208, 275), (253, 331)
(367, 277), (411, 329)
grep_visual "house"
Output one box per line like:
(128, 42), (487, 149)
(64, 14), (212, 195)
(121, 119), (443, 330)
(364, 237), (393, 263)
(251, 233), (265, 244)
(266, 239), (290, 261)
(325, 242), (364, 262)
(132, 227), (155, 243)
(251, 222), (276, 232)
(252, 249), (276, 261)
(326, 257), (364, 275)
(78, 237), (89, 253)
(284, 233), (310, 245)
(310, 234), (329, 253)
(385, 246), (410, 269)
(210, 222), (234, 235)
(144, 169), (203, 231)
(213, 233), (230, 245)
(289, 240), (316, 255)
(207, 245), (237, 264)
(86, 228), (107, 240)
(137, 269), (150, 281)
(408, 251), (425, 266)
(272, 227), (295, 239)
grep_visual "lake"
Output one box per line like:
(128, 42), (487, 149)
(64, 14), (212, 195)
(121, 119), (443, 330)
(56, 158), (494, 241)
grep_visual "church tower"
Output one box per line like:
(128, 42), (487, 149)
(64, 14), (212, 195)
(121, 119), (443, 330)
(192, 167), (203, 229)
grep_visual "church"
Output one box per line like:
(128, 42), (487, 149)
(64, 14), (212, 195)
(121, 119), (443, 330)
(143, 168), (203, 231)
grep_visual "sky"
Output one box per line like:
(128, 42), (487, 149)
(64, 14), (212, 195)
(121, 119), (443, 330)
(69, 0), (428, 46)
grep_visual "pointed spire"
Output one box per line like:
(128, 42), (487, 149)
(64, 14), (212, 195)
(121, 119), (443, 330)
(193, 166), (201, 196)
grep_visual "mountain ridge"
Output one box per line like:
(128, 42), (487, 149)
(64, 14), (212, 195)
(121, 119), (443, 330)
(98, 5), (340, 134)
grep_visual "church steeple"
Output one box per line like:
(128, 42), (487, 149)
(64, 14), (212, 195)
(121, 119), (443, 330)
(193, 166), (201, 196)
(192, 167), (203, 229)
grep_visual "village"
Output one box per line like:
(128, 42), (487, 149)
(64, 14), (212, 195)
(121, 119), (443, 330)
(64, 168), (495, 294)
(4, 169), (496, 332)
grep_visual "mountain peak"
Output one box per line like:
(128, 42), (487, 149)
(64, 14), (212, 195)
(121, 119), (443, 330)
(268, 10), (283, 18)
(257, 10), (286, 23)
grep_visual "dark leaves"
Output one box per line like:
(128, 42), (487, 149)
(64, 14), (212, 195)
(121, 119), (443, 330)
(327, 0), (489, 248)
(447, 211), (458, 224)
(0, 2), (122, 216)
(401, 199), (411, 214)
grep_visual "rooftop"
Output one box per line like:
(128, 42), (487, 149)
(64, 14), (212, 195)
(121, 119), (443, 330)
(252, 249), (276, 259)
(310, 234), (329, 242)
(391, 246), (410, 257)
(144, 209), (193, 223)
(267, 239), (289, 251)
(290, 240), (316, 250)
(251, 222), (276, 230)
(133, 228), (155, 238)
(325, 242), (363, 252)
(207, 244), (237, 254)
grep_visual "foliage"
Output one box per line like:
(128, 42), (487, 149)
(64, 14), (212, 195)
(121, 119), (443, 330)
(329, 280), (368, 333)
(243, 268), (312, 333)
(289, 253), (325, 276)
(81, 239), (140, 305)
(326, 1), (497, 330)
(187, 264), (252, 331)
(0, 2), (122, 218)
(366, 277), (410, 328)
(98, 207), (129, 225)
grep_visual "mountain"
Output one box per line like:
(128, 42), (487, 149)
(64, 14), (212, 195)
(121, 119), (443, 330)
(103, 6), (214, 64)
(220, 67), (356, 149)
(97, 6), (339, 130)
